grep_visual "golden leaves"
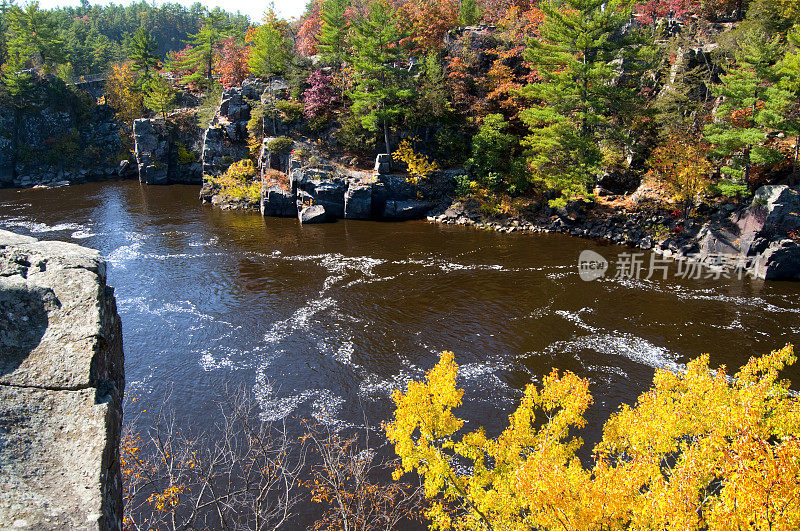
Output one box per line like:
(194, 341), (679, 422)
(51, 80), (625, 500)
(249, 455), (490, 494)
(387, 345), (800, 530)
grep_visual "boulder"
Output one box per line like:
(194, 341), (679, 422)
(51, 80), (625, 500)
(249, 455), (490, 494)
(374, 153), (392, 174)
(753, 240), (800, 280)
(382, 199), (436, 220)
(0, 230), (124, 530)
(299, 204), (329, 224)
(344, 183), (373, 219)
(261, 185), (296, 217)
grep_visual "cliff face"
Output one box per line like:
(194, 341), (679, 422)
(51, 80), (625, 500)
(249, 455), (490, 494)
(0, 230), (124, 530)
(0, 78), (129, 189)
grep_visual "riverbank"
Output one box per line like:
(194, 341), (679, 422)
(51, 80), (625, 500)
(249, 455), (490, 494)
(428, 184), (800, 281)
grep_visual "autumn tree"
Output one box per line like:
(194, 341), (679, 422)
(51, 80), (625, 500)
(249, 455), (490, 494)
(648, 136), (713, 215)
(387, 345), (800, 530)
(520, 0), (649, 207)
(217, 36), (249, 88)
(349, 0), (413, 154)
(104, 61), (146, 124)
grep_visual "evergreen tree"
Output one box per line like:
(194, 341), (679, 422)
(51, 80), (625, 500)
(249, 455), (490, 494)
(458, 0), (479, 27)
(3, 1), (64, 73)
(704, 33), (790, 189)
(776, 27), (800, 185)
(128, 26), (159, 82)
(317, 0), (350, 67)
(143, 74), (175, 120)
(175, 8), (228, 88)
(349, 0), (413, 154)
(520, 0), (648, 207)
(317, 0), (350, 96)
(247, 8), (292, 134)
(0, 0), (16, 67)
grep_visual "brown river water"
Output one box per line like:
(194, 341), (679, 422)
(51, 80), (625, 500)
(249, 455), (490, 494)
(1, 180), (798, 524)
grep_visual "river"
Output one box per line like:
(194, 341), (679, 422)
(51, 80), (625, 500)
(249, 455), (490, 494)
(2, 180), (799, 523)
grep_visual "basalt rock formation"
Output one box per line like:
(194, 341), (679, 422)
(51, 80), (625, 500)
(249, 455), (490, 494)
(0, 230), (124, 530)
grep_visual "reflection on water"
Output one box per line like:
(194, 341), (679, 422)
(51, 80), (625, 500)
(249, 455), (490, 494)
(1, 180), (798, 475)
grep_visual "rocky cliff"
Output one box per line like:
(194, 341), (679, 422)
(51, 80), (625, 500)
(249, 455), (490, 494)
(0, 230), (124, 530)
(0, 77), (130, 189)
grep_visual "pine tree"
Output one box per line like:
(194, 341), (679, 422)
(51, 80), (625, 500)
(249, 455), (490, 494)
(776, 27), (800, 185)
(128, 26), (159, 83)
(704, 33), (790, 189)
(3, 1), (64, 74)
(143, 74), (175, 120)
(247, 8), (292, 134)
(0, 0), (16, 68)
(520, 0), (648, 207)
(175, 8), (228, 89)
(317, 0), (350, 96)
(317, 0), (350, 67)
(458, 0), (479, 26)
(349, 0), (413, 154)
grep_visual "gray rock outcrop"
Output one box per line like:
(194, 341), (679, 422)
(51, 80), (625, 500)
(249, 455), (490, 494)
(299, 204), (328, 224)
(0, 230), (124, 530)
(133, 118), (203, 185)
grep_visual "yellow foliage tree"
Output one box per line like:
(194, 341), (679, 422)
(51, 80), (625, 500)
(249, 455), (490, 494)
(386, 345), (800, 530)
(104, 61), (145, 125)
(647, 136), (713, 215)
(394, 138), (440, 186)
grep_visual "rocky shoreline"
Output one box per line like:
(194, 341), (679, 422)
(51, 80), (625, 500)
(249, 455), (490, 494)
(428, 185), (800, 281)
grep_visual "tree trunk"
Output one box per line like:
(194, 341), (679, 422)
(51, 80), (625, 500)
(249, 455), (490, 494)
(744, 146), (751, 191)
(792, 141), (798, 187)
(383, 119), (391, 156)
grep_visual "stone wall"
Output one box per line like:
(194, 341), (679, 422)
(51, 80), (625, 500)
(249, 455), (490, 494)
(0, 230), (124, 530)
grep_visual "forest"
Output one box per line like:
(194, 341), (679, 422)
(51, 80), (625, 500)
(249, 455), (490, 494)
(0, 0), (798, 212)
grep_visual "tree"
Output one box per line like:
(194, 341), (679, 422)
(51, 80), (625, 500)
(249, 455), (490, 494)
(128, 26), (159, 84)
(247, 8), (292, 135)
(317, 0), (351, 96)
(3, 1), (64, 74)
(143, 74), (175, 120)
(0, 0), (13, 67)
(303, 70), (339, 120)
(704, 34), (790, 190)
(777, 27), (800, 185)
(304, 424), (423, 530)
(217, 36), (250, 89)
(349, 0), (413, 154)
(520, 0), (648, 207)
(387, 345), (800, 530)
(648, 136), (713, 216)
(175, 8), (229, 89)
(458, 0), (479, 26)
(105, 62), (145, 124)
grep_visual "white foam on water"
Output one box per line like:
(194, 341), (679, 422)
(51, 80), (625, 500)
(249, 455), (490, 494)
(541, 332), (684, 374)
(555, 308), (598, 333)
(264, 296), (336, 344)
(71, 230), (96, 239)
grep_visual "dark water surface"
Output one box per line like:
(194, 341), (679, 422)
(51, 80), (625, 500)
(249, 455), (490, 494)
(2, 180), (799, 520)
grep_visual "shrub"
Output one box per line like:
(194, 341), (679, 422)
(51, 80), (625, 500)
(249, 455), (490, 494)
(275, 99), (304, 122)
(176, 144), (197, 165)
(266, 136), (294, 154)
(709, 179), (751, 200)
(212, 159), (260, 203)
(393, 138), (440, 185)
